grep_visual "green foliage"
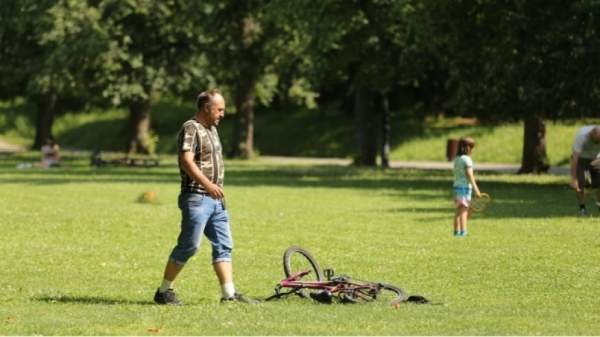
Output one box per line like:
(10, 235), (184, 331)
(432, 0), (600, 118)
(0, 99), (36, 144)
(94, 0), (209, 105)
(199, 1), (286, 110)
(288, 78), (319, 109)
(2, 0), (600, 158)
(282, 0), (439, 95)
(1, 157), (600, 334)
(34, 0), (107, 97)
(0, 0), (108, 100)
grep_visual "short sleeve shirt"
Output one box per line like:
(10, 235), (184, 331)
(572, 126), (600, 159)
(453, 155), (473, 188)
(177, 119), (225, 194)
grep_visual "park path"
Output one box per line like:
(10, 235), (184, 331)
(0, 139), (24, 153)
(257, 156), (570, 175)
(0, 138), (569, 175)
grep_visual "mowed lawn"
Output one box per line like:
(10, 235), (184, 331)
(1, 153), (600, 335)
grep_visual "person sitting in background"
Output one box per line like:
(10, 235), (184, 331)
(41, 137), (60, 168)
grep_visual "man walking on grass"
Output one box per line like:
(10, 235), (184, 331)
(154, 89), (253, 305)
(570, 125), (600, 216)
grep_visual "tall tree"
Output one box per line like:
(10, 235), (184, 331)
(96, 0), (207, 154)
(432, 0), (600, 173)
(278, 0), (437, 166)
(200, 1), (283, 159)
(0, 0), (106, 149)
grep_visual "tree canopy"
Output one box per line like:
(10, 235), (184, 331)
(1, 0), (599, 170)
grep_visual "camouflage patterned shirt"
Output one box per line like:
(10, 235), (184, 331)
(177, 119), (225, 194)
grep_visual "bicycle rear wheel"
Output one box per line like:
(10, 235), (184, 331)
(374, 284), (408, 305)
(283, 246), (324, 281)
(349, 283), (407, 304)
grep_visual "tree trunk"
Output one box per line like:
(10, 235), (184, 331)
(354, 84), (377, 166)
(127, 98), (152, 154)
(33, 93), (57, 150)
(230, 77), (256, 159)
(378, 93), (391, 168)
(518, 114), (550, 174)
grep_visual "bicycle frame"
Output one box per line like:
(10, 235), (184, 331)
(269, 269), (381, 301)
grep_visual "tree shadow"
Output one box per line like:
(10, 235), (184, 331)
(378, 179), (579, 219)
(389, 117), (495, 149)
(34, 294), (155, 306)
(58, 118), (128, 152)
(3, 154), (581, 219)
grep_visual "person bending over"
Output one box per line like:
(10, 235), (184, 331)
(569, 125), (600, 216)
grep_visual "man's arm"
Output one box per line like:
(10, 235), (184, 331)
(180, 151), (224, 199)
(570, 152), (581, 191)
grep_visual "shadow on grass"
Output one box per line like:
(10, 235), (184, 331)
(3, 153), (579, 218)
(34, 294), (155, 306)
(58, 118), (128, 152)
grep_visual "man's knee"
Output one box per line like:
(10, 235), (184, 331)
(170, 244), (200, 264)
(212, 242), (233, 263)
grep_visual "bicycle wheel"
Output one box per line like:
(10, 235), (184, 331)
(350, 283), (407, 304)
(283, 246), (324, 281)
(374, 284), (408, 305)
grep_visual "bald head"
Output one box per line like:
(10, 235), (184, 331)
(195, 89), (226, 127)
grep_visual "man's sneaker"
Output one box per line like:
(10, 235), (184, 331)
(579, 208), (588, 216)
(220, 293), (258, 304)
(154, 288), (181, 305)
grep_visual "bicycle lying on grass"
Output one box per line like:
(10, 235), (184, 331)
(265, 246), (429, 305)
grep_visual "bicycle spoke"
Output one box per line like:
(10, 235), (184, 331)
(374, 284), (408, 304)
(351, 288), (376, 302)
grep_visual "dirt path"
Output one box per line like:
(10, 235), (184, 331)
(0, 139), (24, 153)
(257, 156), (569, 175)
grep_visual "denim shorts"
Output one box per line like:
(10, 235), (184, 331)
(453, 186), (472, 207)
(169, 193), (233, 265)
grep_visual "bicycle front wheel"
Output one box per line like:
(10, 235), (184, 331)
(350, 283), (407, 304)
(283, 246), (324, 281)
(374, 284), (408, 305)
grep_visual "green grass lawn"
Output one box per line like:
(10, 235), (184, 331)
(1, 152), (600, 335)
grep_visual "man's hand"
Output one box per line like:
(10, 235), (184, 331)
(570, 178), (581, 192)
(205, 182), (225, 199)
(474, 189), (482, 198)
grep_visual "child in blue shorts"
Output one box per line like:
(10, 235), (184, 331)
(453, 137), (481, 237)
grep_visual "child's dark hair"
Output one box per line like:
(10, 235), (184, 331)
(457, 137), (475, 156)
